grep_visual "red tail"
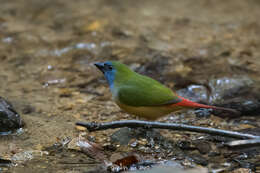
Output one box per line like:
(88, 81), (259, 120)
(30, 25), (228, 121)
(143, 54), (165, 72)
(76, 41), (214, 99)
(174, 96), (240, 115)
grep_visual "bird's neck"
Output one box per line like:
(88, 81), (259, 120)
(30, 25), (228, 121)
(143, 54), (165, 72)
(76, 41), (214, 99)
(104, 73), (115, 89)
(104, 73), (117, 98)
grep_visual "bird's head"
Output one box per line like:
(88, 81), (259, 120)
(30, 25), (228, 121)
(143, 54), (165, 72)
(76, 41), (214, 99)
(94, 61), (133, 88)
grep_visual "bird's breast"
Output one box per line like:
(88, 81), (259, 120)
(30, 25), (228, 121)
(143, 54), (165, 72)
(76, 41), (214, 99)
(110, 87), (119, 101)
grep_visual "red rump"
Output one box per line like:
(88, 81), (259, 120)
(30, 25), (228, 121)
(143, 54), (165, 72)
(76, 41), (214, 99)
(174, 96), (241, 116)
(174, 96), (216, 109)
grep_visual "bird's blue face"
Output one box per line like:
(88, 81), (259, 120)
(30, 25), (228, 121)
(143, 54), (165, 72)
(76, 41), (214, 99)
(94, 61), (116, 88)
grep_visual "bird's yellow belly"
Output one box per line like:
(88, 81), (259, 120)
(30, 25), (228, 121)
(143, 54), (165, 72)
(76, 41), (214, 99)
(116, 102), (183, 120)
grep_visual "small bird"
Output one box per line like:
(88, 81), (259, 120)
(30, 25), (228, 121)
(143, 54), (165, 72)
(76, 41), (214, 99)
(94, 61), (239, 120)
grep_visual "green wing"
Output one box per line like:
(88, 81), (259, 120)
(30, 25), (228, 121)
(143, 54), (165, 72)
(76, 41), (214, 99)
(116, 74), (181, 107)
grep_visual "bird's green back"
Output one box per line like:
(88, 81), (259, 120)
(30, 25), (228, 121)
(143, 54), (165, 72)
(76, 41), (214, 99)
(111, 61), (180, 107)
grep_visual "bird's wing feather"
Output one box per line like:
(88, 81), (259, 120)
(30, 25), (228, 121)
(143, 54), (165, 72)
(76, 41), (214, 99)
(116, 74), (181, 107)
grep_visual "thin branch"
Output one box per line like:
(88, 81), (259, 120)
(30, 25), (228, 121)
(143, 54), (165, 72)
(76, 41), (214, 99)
(76, 120), (260, 140)
(225, 139), (260, 147)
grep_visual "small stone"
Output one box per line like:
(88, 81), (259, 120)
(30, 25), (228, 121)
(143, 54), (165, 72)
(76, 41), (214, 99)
(177, 141), (194, 150)
(58, 88), (72, 97)
(181, 159), (192, 167)
(194, 109), (211, 118)
(138, 139), (148, 146)
(110, 128), (134, 145)
(193, 141), (211, 154)
(189, 154), (208, 166)
(129, 139), (138, 148)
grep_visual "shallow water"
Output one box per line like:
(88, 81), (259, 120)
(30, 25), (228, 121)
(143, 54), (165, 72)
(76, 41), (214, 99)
(0, 0), (260, 172)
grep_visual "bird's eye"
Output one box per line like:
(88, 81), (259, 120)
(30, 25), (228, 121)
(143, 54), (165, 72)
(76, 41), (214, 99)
(105, 64), (113, 71)
(108, 65), (113, 70)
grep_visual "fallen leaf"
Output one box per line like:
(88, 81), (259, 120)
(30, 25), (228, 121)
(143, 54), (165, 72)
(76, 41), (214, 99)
(114, 155), (139, 167)
(77, 137), (107, 162)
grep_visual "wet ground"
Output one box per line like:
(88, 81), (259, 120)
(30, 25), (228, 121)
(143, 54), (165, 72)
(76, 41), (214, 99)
(0, 0), (260, 172)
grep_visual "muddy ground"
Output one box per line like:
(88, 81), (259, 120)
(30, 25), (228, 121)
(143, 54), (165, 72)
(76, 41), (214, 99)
(0, 0), (260, 172)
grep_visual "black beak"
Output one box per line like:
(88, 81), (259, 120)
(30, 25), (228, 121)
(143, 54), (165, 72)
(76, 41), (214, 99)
(94, 62), (105, 73)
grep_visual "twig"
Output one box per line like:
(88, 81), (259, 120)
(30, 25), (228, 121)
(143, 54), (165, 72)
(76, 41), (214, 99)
(76, 120), (260, 140)
(225, 139), (260, 147)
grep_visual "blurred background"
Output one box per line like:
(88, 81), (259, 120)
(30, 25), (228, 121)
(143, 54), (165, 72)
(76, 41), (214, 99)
(0, 0), (260, 172)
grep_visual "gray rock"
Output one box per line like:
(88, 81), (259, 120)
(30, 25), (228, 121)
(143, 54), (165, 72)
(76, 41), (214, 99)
(0, 97), (23, 133)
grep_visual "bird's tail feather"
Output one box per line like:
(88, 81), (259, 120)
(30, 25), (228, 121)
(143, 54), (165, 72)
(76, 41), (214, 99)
(174, 96), (240, 115)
